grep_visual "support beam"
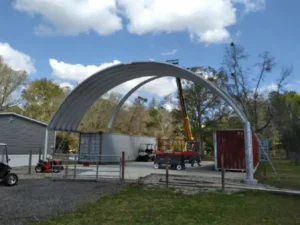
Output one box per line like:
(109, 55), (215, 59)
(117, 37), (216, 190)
(244, 122), (256, 184)
(43, 128), (48, 160)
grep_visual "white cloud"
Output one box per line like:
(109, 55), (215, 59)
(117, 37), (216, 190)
(13, 0), (122, 36)
(232, 0), (265, 13)
(142, 77), (177, 97)
(258, 83), (277, 93)
(110, 77), (153, 94)
(193, 68), (215, 79)
(49, 59), (121, 82)
(56, 81), (75, 90)
(49, 59), (179, 97)
(13, 0), (265, 44)
(163, 102), (174, 112)
(124, 99), (133, 107)
(0, 42), (36, 74)
(161, 49), (178, 56)
(49, 58), (156, 94)
(118, 0), (236, 43)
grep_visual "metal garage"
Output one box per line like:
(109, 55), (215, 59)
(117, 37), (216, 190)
(0, 112), (55, 155)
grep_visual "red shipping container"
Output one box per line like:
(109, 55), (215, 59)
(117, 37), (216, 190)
(214, 129), (259, 172)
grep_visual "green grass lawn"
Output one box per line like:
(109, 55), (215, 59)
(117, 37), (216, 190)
(38, 185), (300, 225)
(255, 160), (300, 190)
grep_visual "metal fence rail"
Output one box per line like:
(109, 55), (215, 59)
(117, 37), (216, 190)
(51, 153), (125, 181)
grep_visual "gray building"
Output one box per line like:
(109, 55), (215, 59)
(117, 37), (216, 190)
(0, 112), (55, 154)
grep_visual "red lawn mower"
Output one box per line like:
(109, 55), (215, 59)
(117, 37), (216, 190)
(35, 157), (64, 173)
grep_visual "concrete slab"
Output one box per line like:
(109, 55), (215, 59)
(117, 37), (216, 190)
(76, 161), (246, 181)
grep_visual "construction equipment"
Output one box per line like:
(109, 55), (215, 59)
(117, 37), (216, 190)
(154, 59), (201, 170)
(0, 143), (19, 186)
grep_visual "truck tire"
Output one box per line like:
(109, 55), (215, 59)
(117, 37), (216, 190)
(154, 163), (160, 169)
(176, 164), (183, 171)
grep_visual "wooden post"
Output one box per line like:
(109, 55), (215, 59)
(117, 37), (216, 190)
(221, 153), (225, 191)
(65, 153), (69, 177)
(28, 150), (32, 175)
(166, 154), (169, 188)
(121, 151), (125, 180)
(73, 163), (77, 179)
(96, 161), (99, 182)
(99, 132), (103, 164)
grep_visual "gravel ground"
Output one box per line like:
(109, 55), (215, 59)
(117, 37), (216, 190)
(0, 179), (125, 225)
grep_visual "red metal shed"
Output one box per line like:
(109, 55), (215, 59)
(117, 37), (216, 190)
(214, 129), (259, 172)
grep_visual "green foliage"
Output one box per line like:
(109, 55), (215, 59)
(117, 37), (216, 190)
(0, 56), (27, 111)
(55, 132), (79, 153)
(269, 91), (300, 157)
(22, 78), (66, 122)
(170, 67), (231, 151)
(78, 92), (122, 132)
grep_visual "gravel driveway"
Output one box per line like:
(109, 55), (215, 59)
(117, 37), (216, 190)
(0, 179), (125, 225)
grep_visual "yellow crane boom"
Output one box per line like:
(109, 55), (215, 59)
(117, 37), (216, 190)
(176, 77), (194, 141)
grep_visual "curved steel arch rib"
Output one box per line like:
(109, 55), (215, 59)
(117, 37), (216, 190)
(49, 61), (248, 131)
(107, 76), (249, 132)
(48, 61), (254, 182)
(107, 76), (161, 131)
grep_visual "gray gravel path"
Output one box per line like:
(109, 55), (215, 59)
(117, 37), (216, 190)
(0, 179), (125, 225)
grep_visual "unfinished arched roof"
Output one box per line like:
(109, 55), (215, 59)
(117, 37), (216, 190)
(107, 76), (248, 131)
(48, 61), (248, 131)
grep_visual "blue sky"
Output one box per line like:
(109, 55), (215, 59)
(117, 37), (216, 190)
(0, 0), (299, 107)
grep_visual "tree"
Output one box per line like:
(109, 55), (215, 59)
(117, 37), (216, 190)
(0, 56), (27, 111)
(168, 67), (230, 151)
(126, 96), (149, 135)
(22, 78), (66, 122)
(79, 92), (122, 132)
(269, 91), (300, 163)
(222, 42), (292, 133)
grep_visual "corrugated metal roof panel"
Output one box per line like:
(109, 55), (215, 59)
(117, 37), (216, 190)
(48, 61), (248, 131)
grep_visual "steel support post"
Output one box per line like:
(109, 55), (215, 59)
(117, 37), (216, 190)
(43, 129), (49, 160)
(244, 122), (257, 184)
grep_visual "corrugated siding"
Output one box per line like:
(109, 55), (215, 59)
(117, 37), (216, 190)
(79, 133), (101, 161)
(215, 130), (259, 171)
(0, 115), (55, 154)
(102, 133), (156, 161)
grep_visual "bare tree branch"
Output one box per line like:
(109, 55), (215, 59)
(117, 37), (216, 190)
(277, 66), (293, 92)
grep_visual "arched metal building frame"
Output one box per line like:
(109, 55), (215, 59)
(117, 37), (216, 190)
(47, 61), (255, 182)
